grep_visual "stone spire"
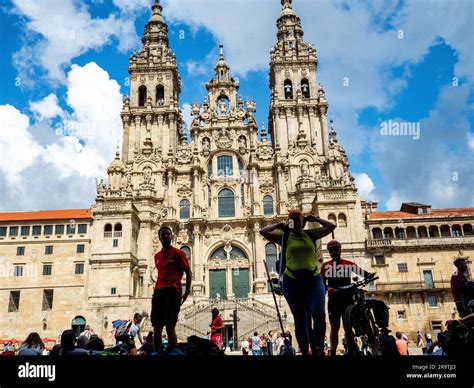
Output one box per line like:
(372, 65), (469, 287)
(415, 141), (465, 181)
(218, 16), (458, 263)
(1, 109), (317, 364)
(329, 116), (338, 144)
(142, 0), (169, 48)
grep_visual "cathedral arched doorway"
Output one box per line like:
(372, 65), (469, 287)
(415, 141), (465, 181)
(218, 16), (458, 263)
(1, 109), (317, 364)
(208, 244), (250, 300)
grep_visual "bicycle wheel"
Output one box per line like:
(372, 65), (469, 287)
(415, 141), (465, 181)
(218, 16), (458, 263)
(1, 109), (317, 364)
(343, 305), (378, 356)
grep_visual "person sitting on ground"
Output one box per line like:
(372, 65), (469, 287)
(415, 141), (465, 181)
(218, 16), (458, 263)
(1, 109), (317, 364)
(58, 330), (89, 356)
(86, 335), (105, 355)
(138, 332), (155, 355)
(18, 333), (45, 356)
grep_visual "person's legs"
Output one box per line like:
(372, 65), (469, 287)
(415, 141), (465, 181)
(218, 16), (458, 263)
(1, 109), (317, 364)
(307, 275), (326, 353)
(330, 321), (340, 355)
(166, 325), (178, 347)
(283, 274), (309, 355)
(153, 326), (164, 352)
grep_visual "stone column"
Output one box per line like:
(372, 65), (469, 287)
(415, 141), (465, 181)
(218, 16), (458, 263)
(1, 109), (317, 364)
(320, 107), (329, 157)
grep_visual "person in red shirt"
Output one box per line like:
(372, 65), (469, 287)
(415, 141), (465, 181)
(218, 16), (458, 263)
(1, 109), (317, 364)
(151, 226), (192, 352)
(210, 308), (224, 350)
(451, 257), (474, 318)
(321, 240), (374, 356)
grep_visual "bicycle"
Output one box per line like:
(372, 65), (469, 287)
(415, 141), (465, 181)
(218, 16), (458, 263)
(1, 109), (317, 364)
(339, 276), (389, 356)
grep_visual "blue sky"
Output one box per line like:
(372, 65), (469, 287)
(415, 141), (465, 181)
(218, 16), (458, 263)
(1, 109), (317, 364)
(0, 0), (473, 212)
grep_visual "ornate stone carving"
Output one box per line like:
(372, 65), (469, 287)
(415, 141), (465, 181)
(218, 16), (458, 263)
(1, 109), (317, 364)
(177, 184), (192, 198)
(214, 127), (233, 149)
(176, 144), (192, 164)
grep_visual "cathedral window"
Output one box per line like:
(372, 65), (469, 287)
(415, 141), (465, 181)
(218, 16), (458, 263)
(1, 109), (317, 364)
(337, 213), (347, 227)
(181, 246), (191, 262)
(208, 159), (213, 177)
(328, 213), (337, 225)
(265, 243), (278, 273)
(138, 85), (147, 107)
(218, 189), (235, 217)
(217, 155), (233, 177)
(301, 78), (310, 98)
(156, 85), (165, 106)
(263, 195), (274, 216)
(208, 186), (212, 208)
(180, 200), (191, 220)
(104, 224), (112, 238)
(284, 80), (293, 99)
(114, 223), (123, 237)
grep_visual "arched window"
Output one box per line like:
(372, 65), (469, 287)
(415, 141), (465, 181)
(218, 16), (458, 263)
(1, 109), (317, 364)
(372, 228), (382, 239)
(383, 227), (394, 239)
(218, 189), (235, 217)
(284, 79), (293, 99)
(338, 213), (347, 227)
(180, 199), (190, 220)
(156, 85), (164, 106)
(104, 224), (112, 238)
(440, 225), (451, 237)
(463, 224), (473, 236)
(114, 223), (122, 237)
(180, 246), (191, 262)
(418, 226), (428, 238)
(263, 195), (274, 216)
(429, 226), (439, 238)
(230, 246), (246, 260)
(406, 226), (417, 238)
(217, 155), (233, 177)
(301, 78), (310, 98)
(265, 243), (278, 273)
(241, 185), (245, 207)
(138, 85), (147, 107)
(395, 227), (405, 239)
(452, 225), (462, 237)
(328, 213), (337, 225)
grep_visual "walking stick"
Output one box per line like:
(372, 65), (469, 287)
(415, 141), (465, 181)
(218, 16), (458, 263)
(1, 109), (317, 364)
(263, 260), (291, 350)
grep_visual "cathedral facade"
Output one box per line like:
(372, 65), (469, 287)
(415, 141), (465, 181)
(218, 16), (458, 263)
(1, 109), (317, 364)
(0, 0), (471, 348)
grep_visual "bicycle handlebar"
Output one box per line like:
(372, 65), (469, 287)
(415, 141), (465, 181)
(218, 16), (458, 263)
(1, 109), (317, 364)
(337, 276), (379, 291)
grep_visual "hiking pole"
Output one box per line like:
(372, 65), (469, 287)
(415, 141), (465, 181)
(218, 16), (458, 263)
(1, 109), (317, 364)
(263, 260), (288, 345)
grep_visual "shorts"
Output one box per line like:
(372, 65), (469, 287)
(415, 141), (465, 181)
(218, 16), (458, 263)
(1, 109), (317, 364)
(328, 293), (353, 325)
(151, 287), (182, 327)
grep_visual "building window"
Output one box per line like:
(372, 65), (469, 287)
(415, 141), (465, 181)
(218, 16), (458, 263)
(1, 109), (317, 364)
(44, 225), (53, 235)
(77, 244), (85, 254)
(21, 226), (30, 236)
(217, 155), (233, 177)
(238, 159), (244, 176)
(17, 246), (25, 256)
(14, 265), (24, 277)
(374, 255), (385, 265)
(397, 310), (407, 320)
(156, 85), (165, 105)
(75, 263), (84, 274)
(42, 289), (54, 310)
(138, 85), (147, 107)
(338, 213), (347, 227)
(367, 279), (376, 291)
(218, 189), (235, 217)
(113, 239), (119, 248)
(423, 270), (434, 288)
(45, 245), (53, 255)
(383, 228), (393, 239)
(78, 224), (88, 234)
(10, 226), (18, 236)
(32, 226), (41, 236)
(0, 227), (6, 237)
(104, 224), (112, 238)
(396, 228), (405, 239)
(67, 224), (76, 235)
(111, 287), (117, 295)
(241, 185), (245, 207)
(301, 78), (310, 98)
(428, 294), (438, 307)
(263, 195), (274, 215)
(114, 223), (122, 237)
(284, 79), (293, 99)
(397, 263), (408, 273)
(8, 291), (20, 312)
(43, 264), (52, 276)
(265, 243), (278, 273)
(55, 225), (64, 235)
(181, 246), (191, 263)
(328, 213), (337, 225)
(208, 186), (212, 209)
(180, 199), (191, 220)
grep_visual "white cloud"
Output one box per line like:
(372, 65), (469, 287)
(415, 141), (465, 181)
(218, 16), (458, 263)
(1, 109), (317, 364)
(0, 62), (123, 210)
(371, 85), (474, 209)
(29, 94), (64, 120)
(0, 105), (43, 183)
(112, 0), (150, 13)
(11, 0), (141, 82)
(181, 103), (192, 131)
(354, 173), (377, 201)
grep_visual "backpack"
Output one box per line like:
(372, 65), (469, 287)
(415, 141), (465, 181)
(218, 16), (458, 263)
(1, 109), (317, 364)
(111, 320), (131, 339)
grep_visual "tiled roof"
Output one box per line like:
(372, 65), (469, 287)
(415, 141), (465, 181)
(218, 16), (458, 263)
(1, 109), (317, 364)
(0, 209), (92, 222)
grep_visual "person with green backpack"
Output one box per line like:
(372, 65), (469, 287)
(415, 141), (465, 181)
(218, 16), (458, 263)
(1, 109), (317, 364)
(260, 210), (336, 356)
